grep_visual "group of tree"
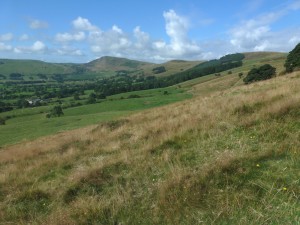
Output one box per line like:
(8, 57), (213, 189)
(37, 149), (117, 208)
(152, 66), (166, 74)
(243, 64), (276, 84)
(243, 42), (300, 84)
(46, 105), (64, 118)
(9, 73), (24, 80)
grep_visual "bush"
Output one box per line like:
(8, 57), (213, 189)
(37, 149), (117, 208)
(243, 64), (276, 84)
(284, 43), (300, 73)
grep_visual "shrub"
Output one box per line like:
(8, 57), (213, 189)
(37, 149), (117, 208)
(243, 64), (276, 84)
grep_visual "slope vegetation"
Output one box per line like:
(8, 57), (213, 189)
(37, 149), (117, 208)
(0, 56), (299, 224)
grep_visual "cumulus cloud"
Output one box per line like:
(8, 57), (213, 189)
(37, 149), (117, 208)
(230, 1), (300, 52)
(133, 26), (150, 49)
(55, 31), (86, 42)
(0, 42), (12, 51)
(14, 41), (47, 54)
(31, 41), (46, 52)
(0, 33), (13, 41)
(161, 10), (200, 56)
(89, 25), (131, 54)
(72, 17), (98, 31)
(29, 19), (48, 29)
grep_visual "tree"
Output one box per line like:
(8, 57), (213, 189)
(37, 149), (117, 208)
(243, 64), (276, 84)
(86, 93), (96, 104)
(73, 93), (80, 100)
(0, 117), (5, 125)
(46, 105), (64, 118)
(284, 43), (300, 73)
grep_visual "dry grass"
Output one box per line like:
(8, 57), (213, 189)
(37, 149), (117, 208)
(0, 71), (299, 224)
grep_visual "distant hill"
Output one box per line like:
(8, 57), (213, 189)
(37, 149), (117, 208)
(0, 52), (288, 81)
(0, 56), (203, 80)
(86, 56), (153, 71)
(0, 59), (76, 76)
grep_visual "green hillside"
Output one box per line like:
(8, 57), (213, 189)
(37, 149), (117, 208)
(0, 51), (299, 224)
(0, 59), (75, 77)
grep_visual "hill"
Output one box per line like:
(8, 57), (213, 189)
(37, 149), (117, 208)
(0, 56), (202, 80)
(0, 51), (299, 224)
(86, 56), (154, 72)
(0, 59), (76, 77)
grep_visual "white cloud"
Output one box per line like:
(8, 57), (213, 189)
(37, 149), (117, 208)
(55, 31), (86, 42)
(19, 34), (29, 41)
(13, 41), (47, 54)
(56, 46), (84, 56)
(229, 1), (300, 53)
(13, 47), (22, 54)
(112, 25), (123, 34)
(86, 10), (203, 61)
(148, 10), (201, 59)
(29, 19), (48, 29)
(72, 17), (98, 31)
(0, 42), (12, 51)
(31, 41), (46, 52)
(0, 33), (13, 41)
(133, 26), (150, 49)
(89, 25), (131, 53)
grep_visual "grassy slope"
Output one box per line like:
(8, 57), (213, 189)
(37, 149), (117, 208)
(0, 52), (299, 224)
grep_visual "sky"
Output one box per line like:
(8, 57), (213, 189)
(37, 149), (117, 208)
(1, 0), (300, 63)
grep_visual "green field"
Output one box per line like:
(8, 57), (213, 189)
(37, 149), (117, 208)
(0, 86), (191, 146)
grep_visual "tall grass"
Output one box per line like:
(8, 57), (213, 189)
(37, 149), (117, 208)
(0, 72), (299, 224)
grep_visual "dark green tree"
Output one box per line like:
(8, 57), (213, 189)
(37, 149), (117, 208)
(46, 105), (64, 118)
(243, 64), (276, 84)
(73, 93), (80, 100)
(284, 43), (300, 73)
(86, 92), (96, 104)
(0, 117), (5, 125)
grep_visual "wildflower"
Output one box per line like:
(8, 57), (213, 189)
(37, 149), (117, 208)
(283, 187), (287, 191)
(256, 164), (260, 167)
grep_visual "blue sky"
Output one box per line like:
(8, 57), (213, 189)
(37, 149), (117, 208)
(1, 0), (300, 63)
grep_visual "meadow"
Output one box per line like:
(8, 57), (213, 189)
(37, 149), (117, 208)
(0, 86), (191, 146)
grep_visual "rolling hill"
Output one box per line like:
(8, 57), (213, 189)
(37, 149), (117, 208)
(0, 51), (299, 224)
(0, 56), (203, 80)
